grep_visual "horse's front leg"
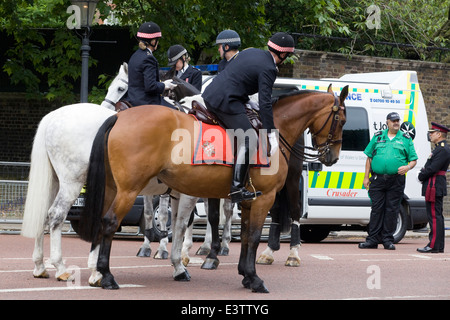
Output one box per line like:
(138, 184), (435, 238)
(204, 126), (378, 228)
(239, 200), (271, 293)
(154, 194), (170, 259)
(170, 194), (191, 281)
(286, 220), (301, 267)
(136, 195), (153, 257)
(219, 199), (234, 256)
(201, 198), (220, 270)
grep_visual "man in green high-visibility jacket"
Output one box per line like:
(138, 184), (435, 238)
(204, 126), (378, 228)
(359, 112), (418, 250)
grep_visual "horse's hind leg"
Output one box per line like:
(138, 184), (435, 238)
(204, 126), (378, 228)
(88, 243), (102, 286)
(47, 185), (81, 281)
(201, 198), (220, 270)
(136, 195), (153, 257)
(32, 232), (49, 278)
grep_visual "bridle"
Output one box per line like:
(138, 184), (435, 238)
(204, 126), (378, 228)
(279, 94), (345, 162)
(103, 78), (128, 109)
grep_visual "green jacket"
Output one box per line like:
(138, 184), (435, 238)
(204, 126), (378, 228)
(364, 129), (418, 175)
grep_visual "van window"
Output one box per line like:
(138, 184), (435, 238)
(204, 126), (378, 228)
(342, 107), (370, 151)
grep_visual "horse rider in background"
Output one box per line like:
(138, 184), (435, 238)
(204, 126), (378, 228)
(126, 21), (176, 108)
(165, 44), (202, 91)
(215, 29), (241, 74)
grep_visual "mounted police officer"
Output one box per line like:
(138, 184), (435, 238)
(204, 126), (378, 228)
(127, 21), (176, 107)
(215, 29), (241, 73)
(360, 112), (418, 250)
(166, 44), (202, 91)
(417, 122), (450, 253)
(202, 32), (295, 203)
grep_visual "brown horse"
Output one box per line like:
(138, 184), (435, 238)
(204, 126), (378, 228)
(79, 84), (349, 293)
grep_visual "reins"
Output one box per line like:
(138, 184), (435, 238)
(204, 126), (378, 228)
(279, 94), (344, 163)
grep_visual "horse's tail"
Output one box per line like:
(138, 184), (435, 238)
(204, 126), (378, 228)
(21, 114), (57, 239)
(277, 183), (291, 234)
(78, 115), (118, 242)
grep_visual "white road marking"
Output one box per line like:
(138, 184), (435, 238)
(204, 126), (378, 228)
(0, 284), (144, 294)
(311, 254), (334, 260)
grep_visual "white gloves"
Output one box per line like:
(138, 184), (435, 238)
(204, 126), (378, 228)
(268, 132), (278, 156)
(163, 80), (177, 90)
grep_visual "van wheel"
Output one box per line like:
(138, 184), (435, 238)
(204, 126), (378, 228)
(393, 204), (408, 244)
(300, 225), (330, 243)
(151, 196), (172, 241)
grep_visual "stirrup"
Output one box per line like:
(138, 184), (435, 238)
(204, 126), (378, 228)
(228, 183), (262, 203)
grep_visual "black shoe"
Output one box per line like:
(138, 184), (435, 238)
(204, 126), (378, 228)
(229, 187), (261, 203)
(358, 242), (378, 249)
(383, 243), (396, 250)
(417, 246), (440, 253)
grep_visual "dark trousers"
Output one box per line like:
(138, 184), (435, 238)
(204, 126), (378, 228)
(367, 174), (405, 245)
(426, 196), (445, 251)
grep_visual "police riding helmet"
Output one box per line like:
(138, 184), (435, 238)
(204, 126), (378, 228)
(215, 30), (241, 52)
(167, 45), (188, 66)
(137, 22), (162, 50)
(267, 32), (295, 62)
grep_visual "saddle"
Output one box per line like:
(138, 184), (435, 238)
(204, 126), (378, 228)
(188, 101), (263, 132)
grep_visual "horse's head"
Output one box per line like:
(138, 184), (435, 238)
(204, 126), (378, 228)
(101, 62), (129, 111)
(309, 84), (349, 166)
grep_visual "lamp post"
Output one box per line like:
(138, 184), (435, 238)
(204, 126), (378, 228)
(71, 0), (99, 103)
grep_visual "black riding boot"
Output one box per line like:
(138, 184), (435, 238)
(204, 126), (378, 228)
(229, 140), (262, 203)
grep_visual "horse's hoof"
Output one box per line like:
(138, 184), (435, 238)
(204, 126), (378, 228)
(252, 282), (269, 293)
(136, 247), (151, 257)
(89, 278), (102, 287)
(33, 270), (49, 279)
(101, 274), (120, 290)
(196, 247), (210, 256)
(174, 270), (191, 281)
(285, 257), (301, 267)
(218, 247), (229, 256)
(256, 254), (274, 265)
(57, 272), (73, 281)
(154, 250), (169, 259)
(201, 258), (219, 270)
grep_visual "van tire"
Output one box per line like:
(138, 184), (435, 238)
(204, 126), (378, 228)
(393, 204), (408, 244)
(151, 196), (173, 241)
(300, 225), (330, 243)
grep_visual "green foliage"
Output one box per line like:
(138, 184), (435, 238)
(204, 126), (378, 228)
(1, 0), (448, 104)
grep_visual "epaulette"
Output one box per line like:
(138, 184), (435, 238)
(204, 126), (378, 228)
(374, 131), (382, 136)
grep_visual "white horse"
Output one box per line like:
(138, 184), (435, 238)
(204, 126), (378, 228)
(180, 198), (234, 267)
(20, 64), (142, 281)
(20, 67), (202, 284)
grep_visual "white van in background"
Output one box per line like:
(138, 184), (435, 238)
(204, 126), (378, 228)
(273, 71), (430, 242)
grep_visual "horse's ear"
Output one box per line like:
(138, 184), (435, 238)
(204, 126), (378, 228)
(340, 85), (349, 104)
(327, 84), (333, 93)
(122, 62), (128, 74)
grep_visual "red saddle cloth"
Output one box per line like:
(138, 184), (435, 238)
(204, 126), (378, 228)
(191, 117), (270, 167)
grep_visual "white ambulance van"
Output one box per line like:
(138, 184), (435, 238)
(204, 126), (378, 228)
(273, 71), (430, 243)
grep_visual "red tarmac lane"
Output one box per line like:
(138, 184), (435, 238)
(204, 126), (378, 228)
(1, 232), (449, 302)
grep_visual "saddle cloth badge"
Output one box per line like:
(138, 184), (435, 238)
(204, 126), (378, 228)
(191, 118), (270, 167)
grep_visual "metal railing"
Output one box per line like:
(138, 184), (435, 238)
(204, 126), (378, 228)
(0, 162), (29, 224)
